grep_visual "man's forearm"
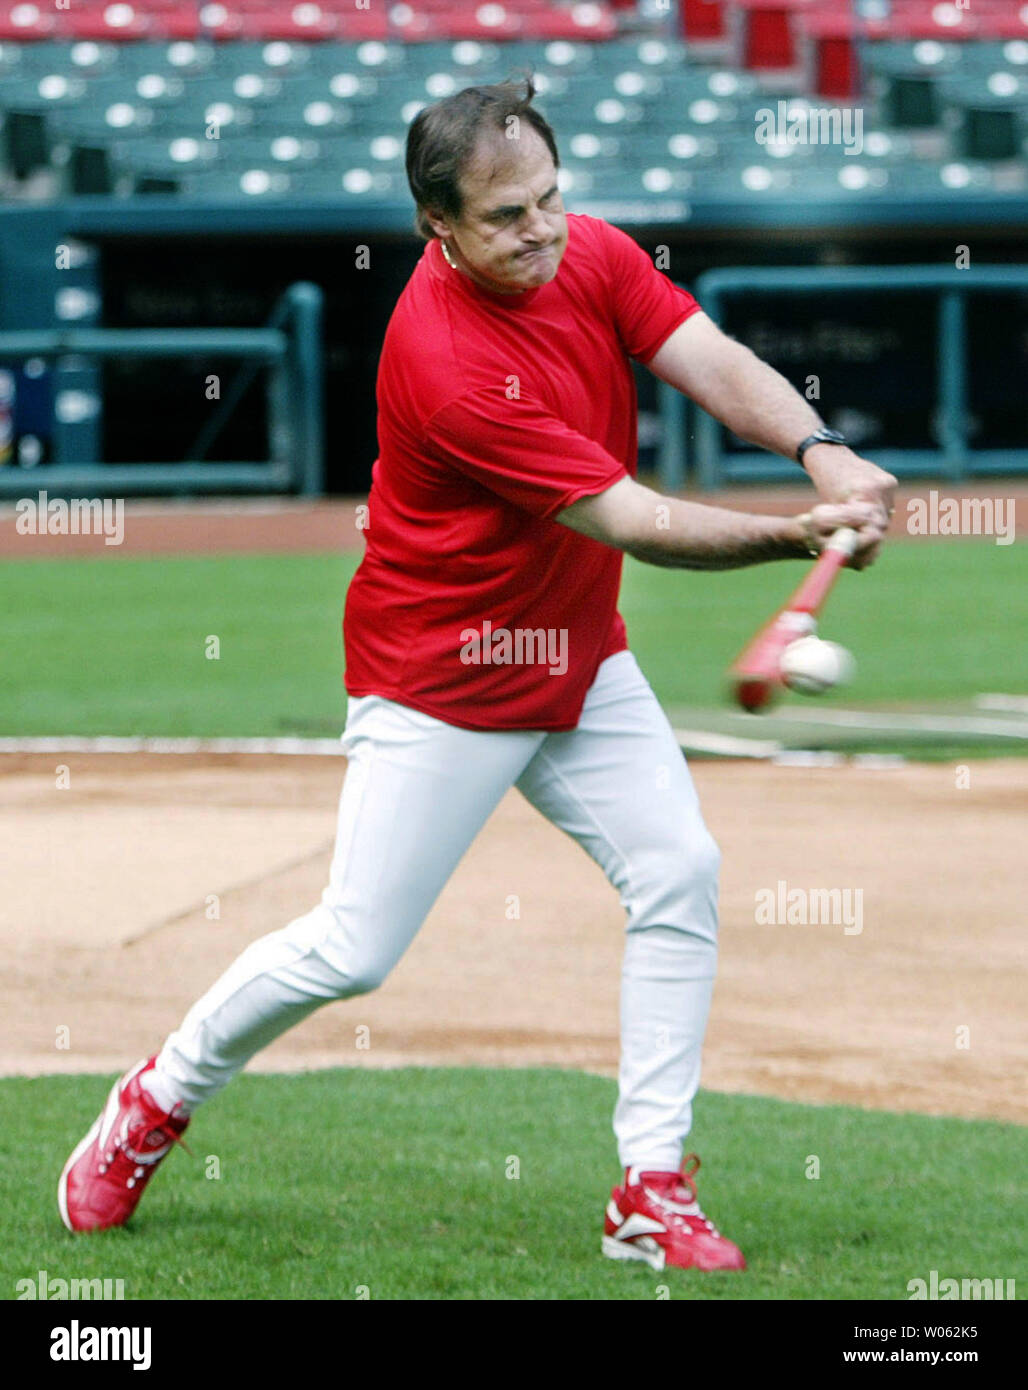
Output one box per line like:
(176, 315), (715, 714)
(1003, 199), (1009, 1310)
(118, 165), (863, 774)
(626, 494), (807, 570)
(690, 336), (823, 462)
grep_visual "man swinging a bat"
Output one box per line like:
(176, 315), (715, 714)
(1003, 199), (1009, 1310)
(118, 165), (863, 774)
(60, 79), (895, 1274)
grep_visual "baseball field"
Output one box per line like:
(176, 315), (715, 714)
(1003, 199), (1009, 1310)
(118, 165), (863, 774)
(1, 492), (1025, 1301)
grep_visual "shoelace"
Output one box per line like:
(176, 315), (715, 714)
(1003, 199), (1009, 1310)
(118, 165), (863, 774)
(96, 1106), (191, 1188)
(640, 1154), (721, 1237)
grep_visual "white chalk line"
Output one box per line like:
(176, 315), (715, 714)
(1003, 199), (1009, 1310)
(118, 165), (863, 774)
(671, 728), (782, 758)
(0, 735), (345, 755)
(1, 730), (784, 761)
(975, 694), (1028, 714)
(0, 729), (899, 767)
(2, 697), (1025, 766)
(767, 709), (1028, 739)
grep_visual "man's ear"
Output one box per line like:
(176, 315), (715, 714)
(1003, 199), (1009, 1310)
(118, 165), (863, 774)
(424, 208), (454, 240)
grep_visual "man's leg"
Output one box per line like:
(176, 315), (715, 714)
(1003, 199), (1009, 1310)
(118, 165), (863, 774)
(514, 650), (743, 1269)
(151, 695), (545, 1110)
(516, 651), (719, 1167)
(60, 695), (544, 1230)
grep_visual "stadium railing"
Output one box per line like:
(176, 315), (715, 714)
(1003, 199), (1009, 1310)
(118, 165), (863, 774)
(0, 279), (323, 497)
(657, 263), (1028, 489)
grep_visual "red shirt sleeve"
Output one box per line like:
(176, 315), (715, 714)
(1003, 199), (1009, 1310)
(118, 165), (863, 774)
(600, 221), (703, 365)
(424, 386), (628, 520)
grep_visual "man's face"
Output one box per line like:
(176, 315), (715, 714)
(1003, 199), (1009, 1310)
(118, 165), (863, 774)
(427, 127), (568, 295)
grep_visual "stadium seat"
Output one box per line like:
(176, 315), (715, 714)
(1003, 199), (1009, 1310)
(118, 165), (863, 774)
(802, 10), (859, 99)
(1, 108), (48, 177)
(0, 72), (93, 113)
(62, 5), (155, 41)
(520, 6), (617, 42)
(0, 3), (57, 40)
(732, 0), (810, 72)
(680, 0), (727, 44)
(246, 93), (355, 131)
(940, 74), (1028, 161)
(3, 21), (1025, 207)
(863, 38), (965, 81)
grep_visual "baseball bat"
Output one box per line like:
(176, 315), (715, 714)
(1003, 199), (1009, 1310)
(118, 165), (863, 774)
(729, 527), (859, 713)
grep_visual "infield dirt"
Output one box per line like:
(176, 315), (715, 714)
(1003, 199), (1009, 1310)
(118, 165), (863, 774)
(2, 751), (1023, 1125)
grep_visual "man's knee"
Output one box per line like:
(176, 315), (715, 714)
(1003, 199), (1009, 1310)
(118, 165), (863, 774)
(272, 903), (396, 1000)
(336, 956), (391, 997)
(625, 827), (721, 939)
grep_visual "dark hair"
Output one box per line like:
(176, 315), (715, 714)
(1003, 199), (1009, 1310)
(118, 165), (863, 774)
(405, 76), (560, 240)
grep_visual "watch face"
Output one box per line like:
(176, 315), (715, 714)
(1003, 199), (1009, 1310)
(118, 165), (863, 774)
(820, 429), (846, 444)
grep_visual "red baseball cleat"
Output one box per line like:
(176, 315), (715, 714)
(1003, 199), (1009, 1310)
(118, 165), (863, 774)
(58, 1057), (190, 1232)
(602, 1154), (746, 1272)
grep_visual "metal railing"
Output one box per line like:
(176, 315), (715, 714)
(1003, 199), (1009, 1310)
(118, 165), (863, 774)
(656, 265), (1028, 490)
(0, 280), (323, 498)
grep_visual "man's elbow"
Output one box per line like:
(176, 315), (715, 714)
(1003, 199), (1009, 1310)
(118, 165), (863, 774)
(555, 477), (641, 553)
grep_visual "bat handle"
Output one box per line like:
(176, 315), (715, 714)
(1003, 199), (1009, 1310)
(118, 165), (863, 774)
(790, 526), (859, 615)
(824, 526), (859, 558)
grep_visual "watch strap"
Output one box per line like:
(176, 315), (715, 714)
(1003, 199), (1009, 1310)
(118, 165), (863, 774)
(796, 428), (847, 467)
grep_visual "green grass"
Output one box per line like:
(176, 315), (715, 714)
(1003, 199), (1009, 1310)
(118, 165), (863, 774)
(0, 541), (1025, 756)
(0, 552), (355, 738)
(2, 1070), (1023, 1301)
(623, 539), (1028, 710)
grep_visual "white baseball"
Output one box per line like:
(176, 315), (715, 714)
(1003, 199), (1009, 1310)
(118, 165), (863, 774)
(780, 636), (855, 695)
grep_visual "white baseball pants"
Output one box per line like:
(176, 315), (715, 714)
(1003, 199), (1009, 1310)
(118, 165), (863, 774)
(152, 650), (721, 1170)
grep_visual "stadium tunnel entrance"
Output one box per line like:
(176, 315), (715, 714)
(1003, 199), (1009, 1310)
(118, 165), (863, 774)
(86, 226), (1028, 495)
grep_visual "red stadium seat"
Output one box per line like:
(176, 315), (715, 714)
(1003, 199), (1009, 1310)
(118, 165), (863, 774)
(387, 7), (440, 40)
(681, 0), (726, 43)
(157, 5), (203, 39)
(60, 4), (154, 39)
(802, 10), (859, 99)
(0, 2), (57, 38)
(734, 0), (811, 71)
(334, 10), (391, 38)
(521, 5), (617, 40)
(406, 0), (541, 8)
(436, 5), (524, 40)
(229, 8), (339, 39)
(884, 2), (979, 40)
(198, 3), (243, 37)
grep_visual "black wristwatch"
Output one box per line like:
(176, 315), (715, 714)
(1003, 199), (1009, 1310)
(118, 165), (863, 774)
(796, 427), (847, 467)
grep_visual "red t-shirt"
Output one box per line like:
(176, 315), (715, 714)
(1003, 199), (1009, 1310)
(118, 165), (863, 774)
(343, 213), (701, 731)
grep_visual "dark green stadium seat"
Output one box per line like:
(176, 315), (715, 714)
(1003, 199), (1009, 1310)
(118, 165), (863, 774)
(174, 162), (409, 202)
(862, 39), (964, 80)
(107, 134), (221, 182)
(1, 109), (48, 179)
(958, 40), (1028, 78)
(6, 41), (111, 77)
(608, 37), (690, 73)
(49, 102), (157, 143)
(446, 40), (512, 85)
(116, 40), (219, 77)
(313, 39), (407, 77)
(960, 105), (1021, 160)
(940, 74), (1028, 160)
(0, 74), (93, 115)
(65, 143), (115, 195)
(0, 41), (26, 75)
(880, 72), (941, 129)
(246, 95), (356, 133)
(535, 40), (605, 76)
